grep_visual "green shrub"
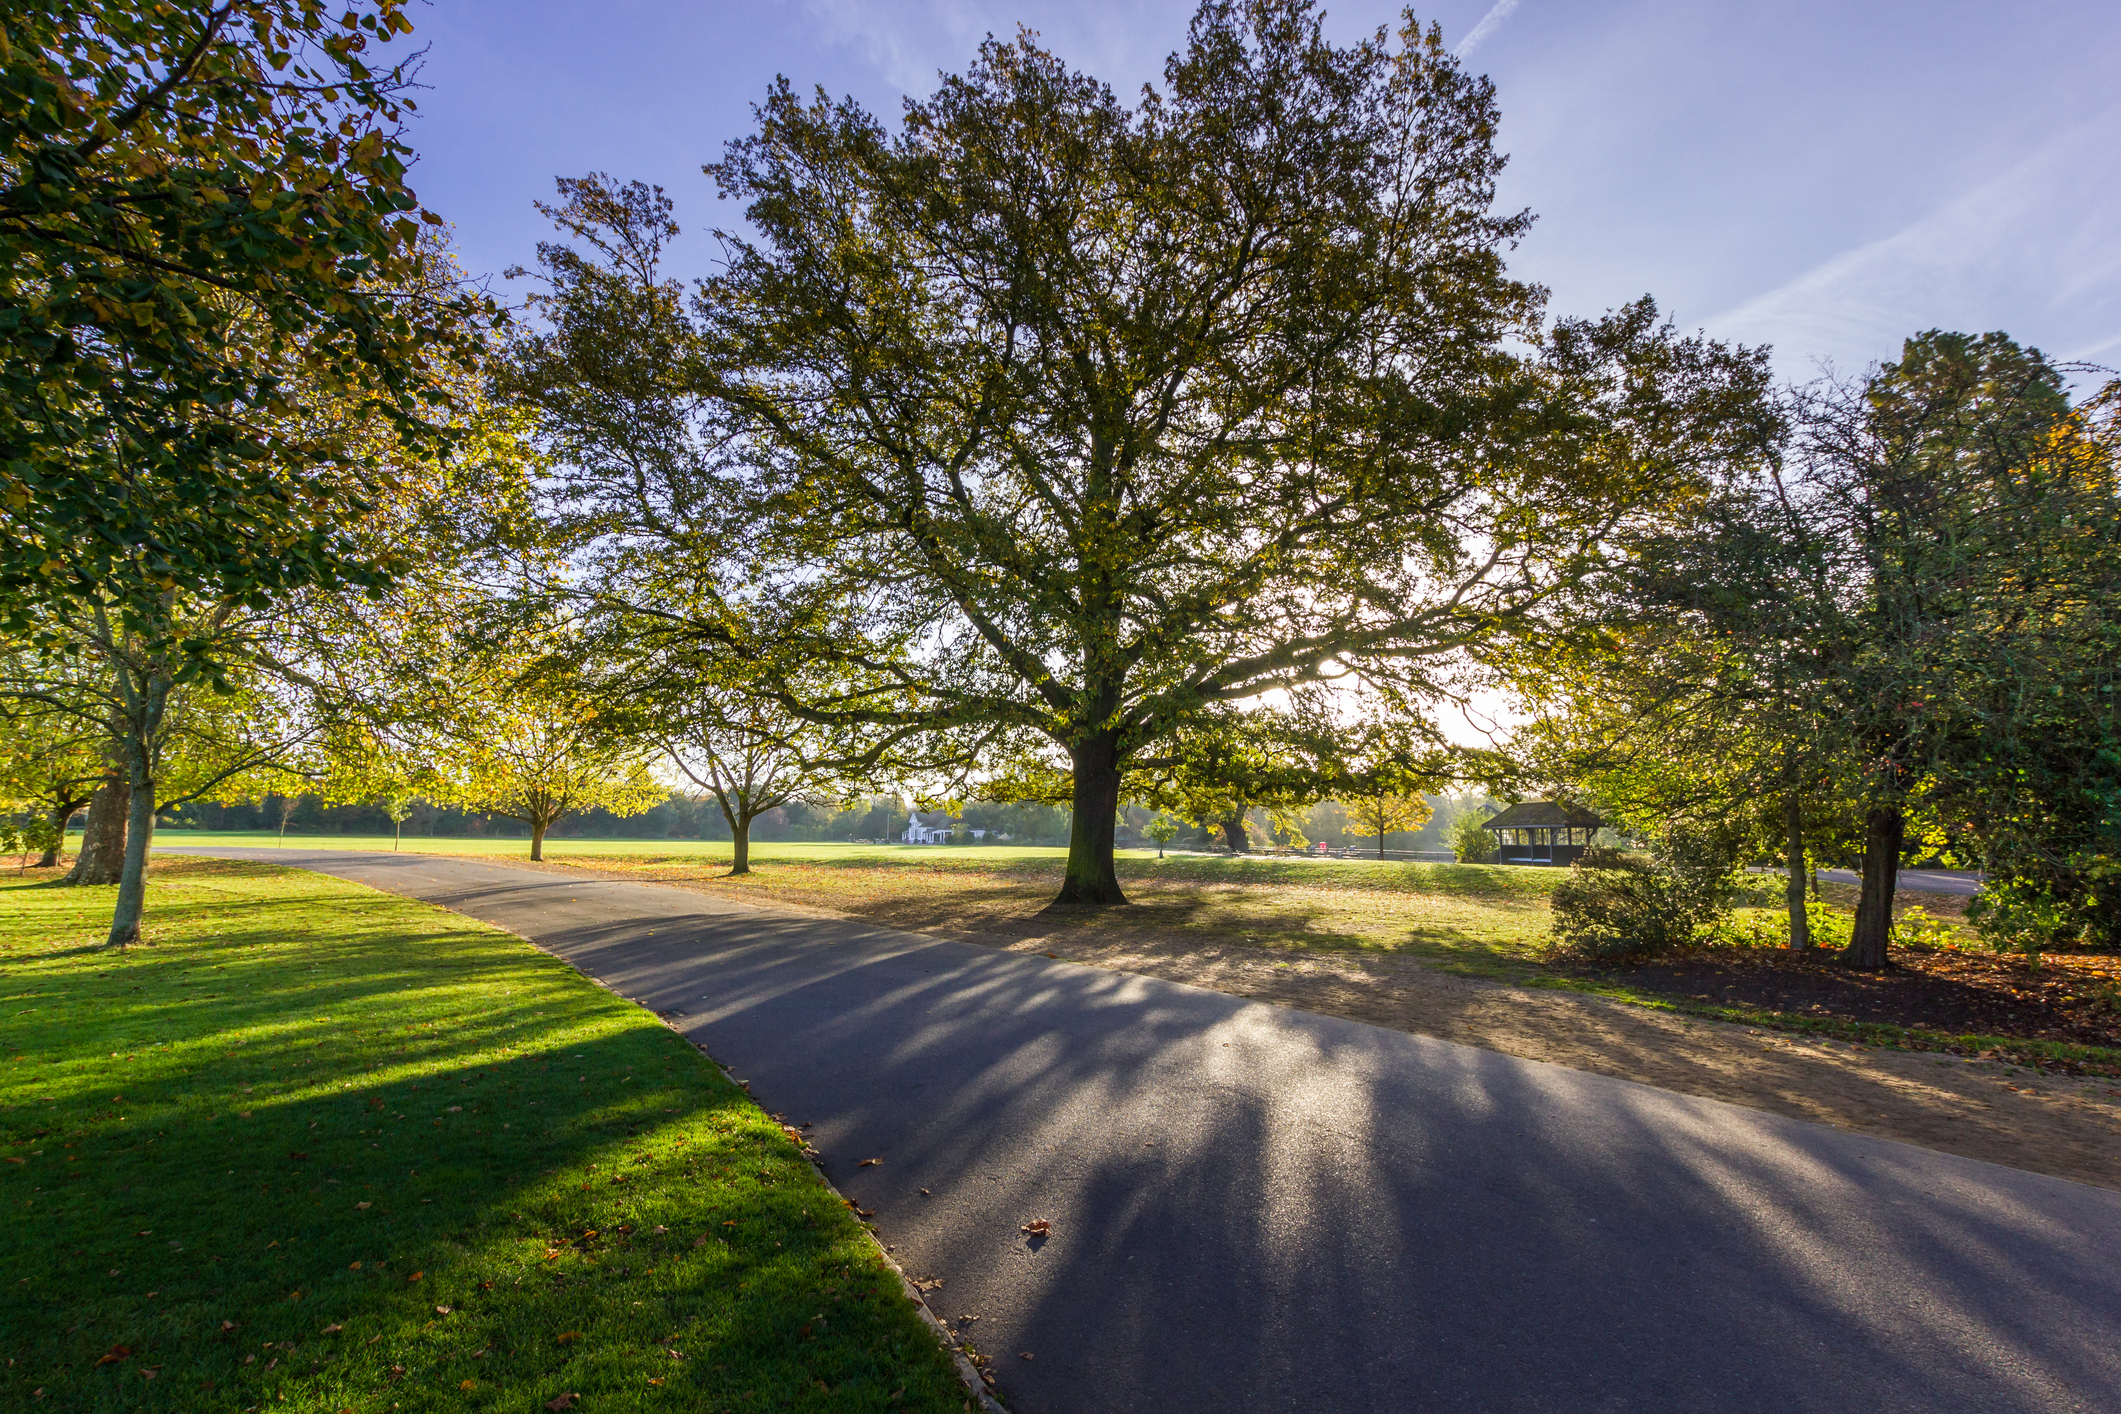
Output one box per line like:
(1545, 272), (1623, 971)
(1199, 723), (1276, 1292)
(1448, 810), (1497, 863)
(1549, 829), (1737, 960)
(1968, 877), (2077, 968)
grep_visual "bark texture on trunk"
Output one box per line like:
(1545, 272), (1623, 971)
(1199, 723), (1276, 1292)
(66, 776), (129, 885)
(38, 802), (83, 868)
(530, 819), (548, 862)
(729, 818), (752, 875)
(105, 771), (156, 947)
(1846, 804), (1903, 969)
(1056, 736), (1127, 905)
(1784, 794), (1811, 952)
(1220, 811), (1248, 854)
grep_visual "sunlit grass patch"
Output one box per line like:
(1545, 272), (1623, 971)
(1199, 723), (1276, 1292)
(0, 859), (970, 1412)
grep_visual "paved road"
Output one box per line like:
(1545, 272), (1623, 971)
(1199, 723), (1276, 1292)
(173, 848), (2119, 1413)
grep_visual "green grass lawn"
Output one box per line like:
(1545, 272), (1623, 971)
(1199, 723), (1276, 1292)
(150, 832), (1097, 865)
(0, 859), (973, 1412)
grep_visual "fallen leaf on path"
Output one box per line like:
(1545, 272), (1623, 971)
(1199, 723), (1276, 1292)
(1020, 1219), (1051, 1235)
(857, 1157), (881, 1167)
(1020, 1352), (1034, 1360)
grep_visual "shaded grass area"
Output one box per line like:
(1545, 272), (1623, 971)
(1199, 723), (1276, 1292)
(0, 859), (971, 1412)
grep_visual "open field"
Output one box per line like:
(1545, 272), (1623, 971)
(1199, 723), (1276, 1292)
(0, 858), (972, 1412)
(150, 832), (1101, 865)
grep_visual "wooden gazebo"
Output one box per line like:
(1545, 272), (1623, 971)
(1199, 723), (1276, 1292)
(1483, 801), (1606, 866)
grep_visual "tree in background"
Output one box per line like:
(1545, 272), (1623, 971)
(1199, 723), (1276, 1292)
(1345, 791), (1435, 860)
(441, 684), (661, 862)
(652, 693), (858, 876)
(1143, 815), (1180, 858)
(0, 693), (104, 866)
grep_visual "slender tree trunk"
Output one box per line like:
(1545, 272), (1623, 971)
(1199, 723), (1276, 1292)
(1056, 735), (1127, 905)
(39, 801), (84, 868)
(1846, 805), (1903, 969)
(105, 760), (158, 948)
(66, 774), (129, 885)
(394, 820), (402, 850)
(1784, 794), (1810, 952)
(530, 817), (548, 862)
(730, 816), (753, 875)
(1220, 809), (1248, 855)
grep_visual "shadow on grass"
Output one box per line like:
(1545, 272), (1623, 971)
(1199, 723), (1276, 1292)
(0, 858), (969, 1413)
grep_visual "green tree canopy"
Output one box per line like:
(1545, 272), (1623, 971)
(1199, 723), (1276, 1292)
(680, 0), (1774, 904)
(0, 1), (482, 638)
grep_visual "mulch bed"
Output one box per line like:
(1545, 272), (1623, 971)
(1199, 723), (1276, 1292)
(1586, 944), (2121, 1049)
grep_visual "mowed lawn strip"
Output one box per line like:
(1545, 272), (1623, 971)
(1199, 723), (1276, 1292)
(0, 858), (972, 1413)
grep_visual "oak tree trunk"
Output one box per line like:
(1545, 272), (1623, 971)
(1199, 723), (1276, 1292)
(530, 818), (548, 862)
(1220, 810), (1248, 854)
(66, 775), (129, 886)
(1846, 805), (1903, 969)
(1784, 794), (1810, 952)
(1056, 735), (1127, 905)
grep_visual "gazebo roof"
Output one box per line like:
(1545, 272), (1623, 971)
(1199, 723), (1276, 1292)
(1483, 800), (1605, 831)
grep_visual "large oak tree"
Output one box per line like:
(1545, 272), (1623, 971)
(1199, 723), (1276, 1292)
(694, 2), (1774, 903)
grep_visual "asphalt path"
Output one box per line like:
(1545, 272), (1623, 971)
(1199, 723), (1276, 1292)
(172, 847), (2120, 1413)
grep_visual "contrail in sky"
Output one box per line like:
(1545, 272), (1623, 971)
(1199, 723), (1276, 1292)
(1455, 0), (1523, 59)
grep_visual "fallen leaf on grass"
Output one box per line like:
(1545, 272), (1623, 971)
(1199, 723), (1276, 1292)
(219, 1321), (238, 1333)
(94, 1345), (130, 1366)
(435, 1305), (451, 1315)
(556, 1331), (582, 1345)
(354, 1202), (371, 1210)
(407, 1271), (422, 1283)
(459, 1380), (477, 1391)
(544, 1394), (579, 1411)
(140, 1366), (160, 1380)
(1020, 1219), (1051, 1235)
(646, 1376), (664, 1386)
(320, 1324), (343, 1335)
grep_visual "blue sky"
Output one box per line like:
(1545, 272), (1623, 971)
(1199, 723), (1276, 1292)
(399, 0), (2121, 381)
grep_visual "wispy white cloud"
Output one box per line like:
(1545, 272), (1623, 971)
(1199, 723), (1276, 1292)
(1705, 110), (2121, 374)
(1455, 0), (1523, 59)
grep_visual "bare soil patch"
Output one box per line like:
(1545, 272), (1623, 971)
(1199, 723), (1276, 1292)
(1590, 944), (2121, 1050)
